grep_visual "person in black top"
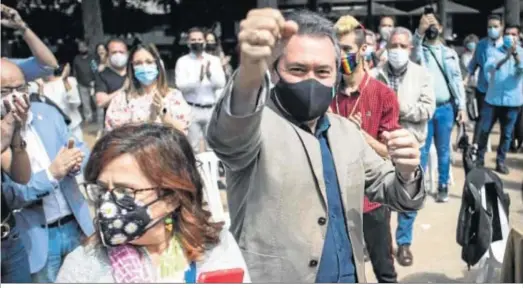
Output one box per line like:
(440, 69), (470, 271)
(94, 39), (128, 133)
(72, 40), (95, 123)
(1, 73), (32, 283)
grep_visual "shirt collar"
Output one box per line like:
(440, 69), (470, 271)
(299, 115), (331, 137)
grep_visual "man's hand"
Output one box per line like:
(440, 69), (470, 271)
(1, 4), (27, 31)
(456, 110), (467, 124)
(4, 94), (30, 127)
(382, 129), (420, 179)
(418, 14), (437, 35)
(237, 8), (298, 90)
(61, 63), (71, 79)
(49, 147), (84, 180)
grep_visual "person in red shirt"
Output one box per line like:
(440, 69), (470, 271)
(331, 24), (401, 283)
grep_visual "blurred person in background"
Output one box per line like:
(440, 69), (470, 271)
(95, 39), (129, 134)
(1, 4), (58, 82)
(376, 16), (395, 64)
(92, 43), (108, 73)
(461, 34), (480, 129)
(364, 30), (378, 70)
(370, 27), (435, 267)
(465, 14), (504, 144)
(1, 59), (94, 283)
(476, 24), (523, 174)
(73, 40), (95, 124)
(56, 124), (249, 283)
(204, 31), (233, 80)
(175, 27), (225, 152)
(105, 44), (191, 134)
(411, 12), (466, 202)
(1, 71), (32, 283)
(29, 63), (83, 141)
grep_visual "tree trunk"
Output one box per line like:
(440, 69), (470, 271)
(504, 0), (520, 25)
(81, 0), (104, 51)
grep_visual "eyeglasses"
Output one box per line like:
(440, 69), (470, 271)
(1, 84), (29, 97)
(83, 183), (158, 207)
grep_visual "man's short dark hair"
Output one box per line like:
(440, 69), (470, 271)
(106, 38), (127, 50)
(188, 27), (204, 36)
(380, 15), (396, 25)
(487, 14), (503, 23)
(505, 23), (521, 33)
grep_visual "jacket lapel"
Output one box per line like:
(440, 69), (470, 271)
(326, 118), (352, 213)
(267, 98), (328, 205)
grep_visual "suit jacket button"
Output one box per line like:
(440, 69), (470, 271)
(309, 259), (318, 267)
(318, 217), (326, 225)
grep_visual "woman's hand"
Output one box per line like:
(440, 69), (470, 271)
(149, 91), (163, 122)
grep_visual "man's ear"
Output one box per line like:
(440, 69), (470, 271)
(359, 43), (368, 55)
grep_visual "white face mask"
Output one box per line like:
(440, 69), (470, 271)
(388, 48), (410, 69)
(110, 52), (128, 68)
(380, 27), (393, 41)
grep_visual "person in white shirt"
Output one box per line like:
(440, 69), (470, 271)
(29, 64), (83, 141)
(175, 27), (226, 152)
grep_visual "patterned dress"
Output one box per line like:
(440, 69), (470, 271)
(105, 88), (191, 133)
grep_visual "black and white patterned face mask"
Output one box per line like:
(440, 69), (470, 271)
(95, 188), (162, 247)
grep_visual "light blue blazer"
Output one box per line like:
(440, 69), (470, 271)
(2, 102), (94, 274)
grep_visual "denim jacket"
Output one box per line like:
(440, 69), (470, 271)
(411, 30), (466, 111)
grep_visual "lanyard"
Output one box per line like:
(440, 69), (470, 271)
(335, 74), (371, 117)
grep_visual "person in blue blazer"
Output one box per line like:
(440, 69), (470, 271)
(1, 59), (94, 283)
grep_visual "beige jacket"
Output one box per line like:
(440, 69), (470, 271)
(206, 73), (427, 283)
(370, 61), (435, 145)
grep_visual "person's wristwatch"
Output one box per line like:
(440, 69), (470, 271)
(10, 139), (26, 151)
(512, 51), (519, 57)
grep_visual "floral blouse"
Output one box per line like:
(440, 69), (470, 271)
(105, 88), (191, 133)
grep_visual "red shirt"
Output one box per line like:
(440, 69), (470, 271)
(330, 73), (401, 213)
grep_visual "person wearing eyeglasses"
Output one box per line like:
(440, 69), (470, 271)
(56, 124), (249, 283)
(1, 59), (93, 283)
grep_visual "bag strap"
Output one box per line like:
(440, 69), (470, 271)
(423, 45), (457, 102)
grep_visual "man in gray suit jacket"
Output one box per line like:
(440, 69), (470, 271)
(206, 9), (426, 283)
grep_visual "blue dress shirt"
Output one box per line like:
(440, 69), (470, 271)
(467, 38), (502, 94)
(308, 116), (356, 283)
(8, 57), (55, 82)
(484, 45), (523, 107)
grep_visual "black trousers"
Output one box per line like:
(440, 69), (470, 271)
(473, 89), (486, 144)
(363, 206), (397, 283)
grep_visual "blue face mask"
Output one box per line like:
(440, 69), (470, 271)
(466, 42), (476, 51)
(503, 35), (514, 49)
(488, 27), (500, 40)
(134, 64), (159, 86)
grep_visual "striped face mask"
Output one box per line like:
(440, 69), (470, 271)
(341, 53), (359, 75)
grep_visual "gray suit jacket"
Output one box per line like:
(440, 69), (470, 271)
(206, 74), (426, 283)
(370, 61), (435, 145)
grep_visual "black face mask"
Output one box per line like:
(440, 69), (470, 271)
(189, 43), (204, 53)
(205, 43), (217, 52)
(426, 25), (440, 40)
(274, 75), (335, 123)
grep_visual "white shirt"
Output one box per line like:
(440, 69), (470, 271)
(28, 77), (83, 130)
(21, 111), (72, 223)
(175, 52), (226, 106)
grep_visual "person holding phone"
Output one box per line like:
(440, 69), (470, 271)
(1, 59), (94, 283)
(56, 124), (250, 283)
(104, 43), (190, 134)
(1, 87), (32, 283)
(411, 9), (466, 202)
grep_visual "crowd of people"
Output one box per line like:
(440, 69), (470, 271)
(1, 2), (522, 284)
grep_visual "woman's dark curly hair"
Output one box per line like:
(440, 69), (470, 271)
(84, 123), (223, 261)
